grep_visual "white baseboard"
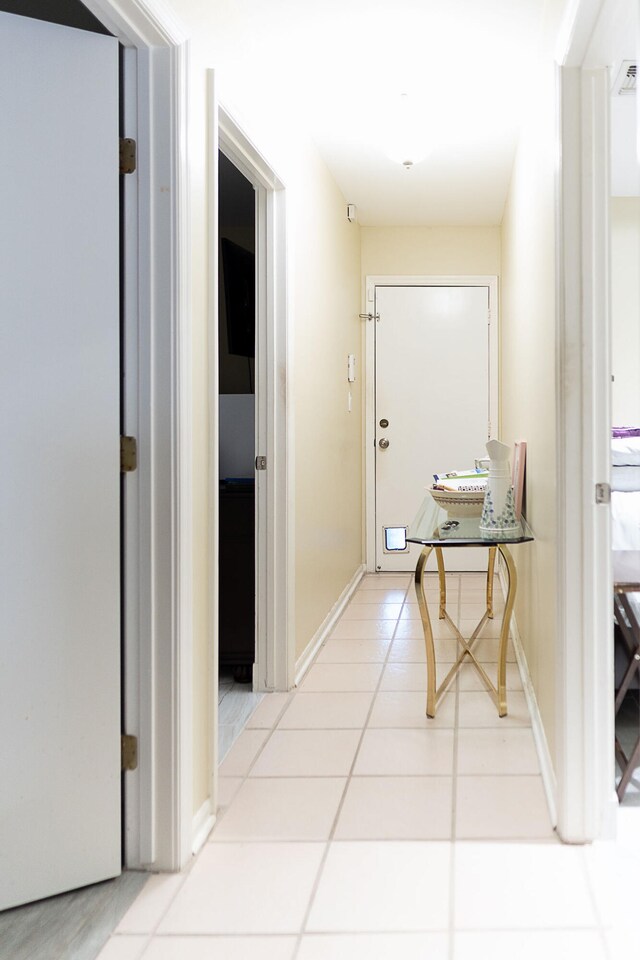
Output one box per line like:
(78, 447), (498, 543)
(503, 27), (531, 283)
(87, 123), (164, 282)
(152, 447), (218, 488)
(499, 562), (558, 829)
(192, 799), (216, 855)
(295, 564), (366, 686)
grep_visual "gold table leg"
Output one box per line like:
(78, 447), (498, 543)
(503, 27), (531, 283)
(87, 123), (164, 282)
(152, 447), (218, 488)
(486, 547), (496, 619)
(415, 542), (517, 718)
(415, 546), (437, 717)
(496, 544), (517, 717)
(435, 546), (446, 619)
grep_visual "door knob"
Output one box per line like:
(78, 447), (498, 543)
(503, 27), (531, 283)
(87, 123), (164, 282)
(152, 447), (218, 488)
(378, 438), (390, 449)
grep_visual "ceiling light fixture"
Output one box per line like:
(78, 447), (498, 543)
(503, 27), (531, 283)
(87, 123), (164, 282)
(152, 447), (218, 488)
(385, 93), (430, 170)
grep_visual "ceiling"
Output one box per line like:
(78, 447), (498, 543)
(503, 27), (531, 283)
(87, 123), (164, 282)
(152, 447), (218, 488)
(207, 0), (549, 225)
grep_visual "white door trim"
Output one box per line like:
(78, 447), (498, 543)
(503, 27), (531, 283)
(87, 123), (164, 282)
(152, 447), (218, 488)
(84, 0), (193, 870)
(555, 0), (616, 841)
(209, 96), (292, 794)
(364, 275), (499, 573)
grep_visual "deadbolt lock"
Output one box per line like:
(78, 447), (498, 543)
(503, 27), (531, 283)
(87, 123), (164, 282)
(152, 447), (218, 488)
(379, 419), (389, 428)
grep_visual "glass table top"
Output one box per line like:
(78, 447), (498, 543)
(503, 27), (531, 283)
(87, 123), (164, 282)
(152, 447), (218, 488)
(408, 493), (534, 547)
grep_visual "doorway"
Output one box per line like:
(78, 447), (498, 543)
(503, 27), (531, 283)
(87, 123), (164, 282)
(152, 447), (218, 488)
(365, 276), (499, 575)
(217, 151), (263, 759)
(608, 38), (640, 804)
(210, 102), (291, 794)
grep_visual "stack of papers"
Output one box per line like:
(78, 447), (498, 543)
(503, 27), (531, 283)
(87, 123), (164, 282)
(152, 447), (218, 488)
(432, 469), (487, 493)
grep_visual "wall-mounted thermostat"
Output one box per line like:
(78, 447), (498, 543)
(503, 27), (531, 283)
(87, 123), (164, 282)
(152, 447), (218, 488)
(347, 354), (356, 382)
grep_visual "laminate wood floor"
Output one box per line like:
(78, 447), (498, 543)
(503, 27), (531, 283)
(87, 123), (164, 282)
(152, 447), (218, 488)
(0, 871), (147, 960)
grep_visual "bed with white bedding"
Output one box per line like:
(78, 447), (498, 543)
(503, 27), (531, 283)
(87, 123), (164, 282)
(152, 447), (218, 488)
(612, 429), (640, 551)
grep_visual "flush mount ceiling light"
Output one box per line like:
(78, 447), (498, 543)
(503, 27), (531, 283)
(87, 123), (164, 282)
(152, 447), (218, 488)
(385, 93), (431, 170)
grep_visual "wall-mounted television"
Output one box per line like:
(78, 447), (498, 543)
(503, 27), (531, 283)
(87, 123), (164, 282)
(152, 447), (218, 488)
(221, 238), (255, 359)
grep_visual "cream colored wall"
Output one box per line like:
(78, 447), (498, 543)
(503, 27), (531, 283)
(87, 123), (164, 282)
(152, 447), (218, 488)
(500, 52), (559, 762)
(160, 2), (363, 815)
(292, 148), (362, 661)
(611, 198), (640, 425)
(361, 227), (501, 280)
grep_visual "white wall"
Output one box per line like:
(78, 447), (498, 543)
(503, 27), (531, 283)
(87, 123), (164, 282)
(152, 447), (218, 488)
(159, 1), (363, 814)
(500, 51), (559, 763)
(611, 198), (640, 425)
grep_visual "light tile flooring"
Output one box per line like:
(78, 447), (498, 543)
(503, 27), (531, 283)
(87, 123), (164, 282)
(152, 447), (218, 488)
(98, 572), (640, 959)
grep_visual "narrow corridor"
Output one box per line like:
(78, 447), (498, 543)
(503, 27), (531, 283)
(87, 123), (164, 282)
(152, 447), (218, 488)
(98, 573), (639, 959)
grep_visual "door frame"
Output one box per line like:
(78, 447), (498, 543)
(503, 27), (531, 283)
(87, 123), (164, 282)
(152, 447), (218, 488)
(208, 91), (292, 803)
(554, 0), (619, 841)
(85, 0), (192, 870)
(364, 275), (499, 573)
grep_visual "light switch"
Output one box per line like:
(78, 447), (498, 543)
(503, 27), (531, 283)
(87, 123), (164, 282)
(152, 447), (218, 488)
(347, 354), (356, 382)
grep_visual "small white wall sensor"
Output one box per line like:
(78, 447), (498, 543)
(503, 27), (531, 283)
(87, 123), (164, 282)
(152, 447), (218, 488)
(346, 203), (357, 223)
(347, 354), (356, 382)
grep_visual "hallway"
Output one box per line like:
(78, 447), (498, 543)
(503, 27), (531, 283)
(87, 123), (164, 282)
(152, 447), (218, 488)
(97, 573), (639, 959)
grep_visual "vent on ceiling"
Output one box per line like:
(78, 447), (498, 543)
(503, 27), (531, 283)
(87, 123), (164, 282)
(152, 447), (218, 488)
(613, 60), (636, 96)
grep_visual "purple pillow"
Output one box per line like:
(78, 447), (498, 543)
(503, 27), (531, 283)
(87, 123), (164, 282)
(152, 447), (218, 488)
(612, 427), (640, 438)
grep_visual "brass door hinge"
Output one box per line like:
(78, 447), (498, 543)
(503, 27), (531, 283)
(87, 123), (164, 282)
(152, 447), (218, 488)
(119, 138), (136, 174)
(121, 734), (138, 772)
(120, 436), (137, 473)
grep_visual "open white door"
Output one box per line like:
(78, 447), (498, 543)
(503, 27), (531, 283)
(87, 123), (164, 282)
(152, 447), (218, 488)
(0, 13), (120, 907)
(373, 283), (496, 572)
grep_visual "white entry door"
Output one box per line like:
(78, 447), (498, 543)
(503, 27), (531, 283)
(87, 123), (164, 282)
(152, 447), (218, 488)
(374, 284), (496, 572)
(0, 13), (121, 908)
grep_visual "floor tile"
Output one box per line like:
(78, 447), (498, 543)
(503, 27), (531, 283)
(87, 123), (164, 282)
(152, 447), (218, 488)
(299, 663), (383, 692)
(457, 662), (522, 691)
(457, 691), (530, 727)
(388, 636), (462, 663)
(96, 937), (148, 960)
(583, 824), (640, 930)
(454, 930), (607, 960)
(368, 691), (456, 728)
(341, 602), (403, 620)
(316, 638), (391, 663)
(457, 617), (506, 640)
(216, 777), (243, 811)
(329, 620), (396, 640)
(454, 842), (597, 929)
(360, 575), (411, 588)
(158, 843), (324, 934)
(278, 692), (374, 729)
(212, 777), (346, 841)
(250, 729), (361, 777)
(462, 636), (515, 660)
(218, 729), (270, 777)
(394, 619), (457, 640)
(116, 875), (186, 934)
(334, 776), (453, 839)
(307, 841), (451, 932)
(459, 602), (505, 620)
(352, 588), (408, 604)
(246, 693), (291, 729)
(457, 728), (540, 775)
(354, 728), (455, 776)
(298, 932), (449, 959)
(455, 775), (555, 839)
(380, 661), (452, 692)
(141, 937), (297, 959)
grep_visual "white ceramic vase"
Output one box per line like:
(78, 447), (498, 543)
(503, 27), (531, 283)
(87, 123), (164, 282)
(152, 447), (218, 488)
(479, 439), (519, 538)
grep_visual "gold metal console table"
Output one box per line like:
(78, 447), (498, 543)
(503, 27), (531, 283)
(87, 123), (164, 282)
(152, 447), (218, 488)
(407, 497), (533, 719)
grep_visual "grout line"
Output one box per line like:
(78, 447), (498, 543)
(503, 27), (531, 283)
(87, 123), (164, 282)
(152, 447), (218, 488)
(291, 578), (411, 958)
(448, 575), (460, 960)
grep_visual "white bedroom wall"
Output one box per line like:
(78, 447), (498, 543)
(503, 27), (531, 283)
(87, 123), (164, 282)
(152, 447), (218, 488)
(611, 197), (640, 426)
